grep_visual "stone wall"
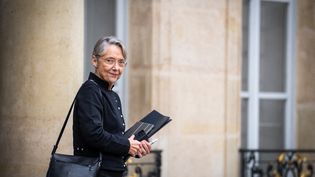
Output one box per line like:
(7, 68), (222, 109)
(0, 1), (84, 176)
(296, 0), (315, 148)
(128, 0), (242, 176)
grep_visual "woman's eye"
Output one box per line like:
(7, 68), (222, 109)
(106, 59), (114, 63)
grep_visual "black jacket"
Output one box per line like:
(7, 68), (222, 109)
(73, 72), (130, 171)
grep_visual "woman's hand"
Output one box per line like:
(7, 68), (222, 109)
(136, 140), (152, 158)
(128, 135), (141, 157)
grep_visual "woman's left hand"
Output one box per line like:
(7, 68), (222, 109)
(136, 140), (151, 158)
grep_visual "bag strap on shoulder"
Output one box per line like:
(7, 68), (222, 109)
(51, 79), (103, 156)
(51, 96), (76, 155)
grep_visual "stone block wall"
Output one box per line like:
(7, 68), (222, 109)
(128, 0), (242, 176)
(296, 0), (315, 148)
(0, 1), (84, 176)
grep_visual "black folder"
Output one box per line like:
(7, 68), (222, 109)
(123, 110), (172, 141)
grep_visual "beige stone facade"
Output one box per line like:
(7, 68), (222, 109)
(296, 0), (315, 148)
(129, 0), (242, 176)
(0, 0), (84, 176)
(0, 0), (314, 177)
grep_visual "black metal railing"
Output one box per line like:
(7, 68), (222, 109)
(125, 150), (162, 177)
(239, 149), (315, 177)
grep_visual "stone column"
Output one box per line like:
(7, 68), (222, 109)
(296, 1), (315, 148)
(129, 0), (242, 176)
(0, 1), (84, 177)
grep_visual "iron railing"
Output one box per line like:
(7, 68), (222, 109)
(239, 149), (315, 177)
(126, 150), (162, 177)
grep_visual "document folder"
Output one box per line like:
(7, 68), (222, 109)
(124, 110), (172, 141)
(123, 110), (171, 161)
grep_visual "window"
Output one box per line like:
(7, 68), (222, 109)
(241, 0), (296, 149)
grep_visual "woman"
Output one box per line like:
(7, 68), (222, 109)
(73, 36), (151, 177)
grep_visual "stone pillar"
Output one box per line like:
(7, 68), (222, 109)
(296, 1), (315, 148)
(0, 1), (84, 177)
(129, 0), (242, 176)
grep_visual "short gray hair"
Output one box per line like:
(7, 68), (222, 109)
(92, 36), (127, 59)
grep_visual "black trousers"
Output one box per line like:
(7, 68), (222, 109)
(97, 169), (125, 177)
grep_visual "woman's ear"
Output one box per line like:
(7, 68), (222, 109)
(91, 55), (97, 67)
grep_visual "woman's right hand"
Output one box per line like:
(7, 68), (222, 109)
(128, 135), (141, 157)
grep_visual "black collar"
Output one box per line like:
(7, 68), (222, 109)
(88, 72), (113, 90)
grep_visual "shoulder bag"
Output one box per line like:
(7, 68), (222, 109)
(46, 95), (101, 177)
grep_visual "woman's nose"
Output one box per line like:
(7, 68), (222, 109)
(112, 62), (119, 70)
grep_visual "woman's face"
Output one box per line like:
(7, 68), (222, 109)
(92, 44), (125, 88)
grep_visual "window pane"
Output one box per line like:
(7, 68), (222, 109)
(259, 2), (287, 92)
(241, 98), (248, 148)
(85, 0), (117, 79)
(242, 0), (249, 91)
(259, 100), (285, 149)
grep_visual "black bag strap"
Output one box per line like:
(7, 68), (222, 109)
(51, 79), (104, 156)
(51, 97), (77, 155)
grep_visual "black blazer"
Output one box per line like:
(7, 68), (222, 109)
(73, 72), (130, 171)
